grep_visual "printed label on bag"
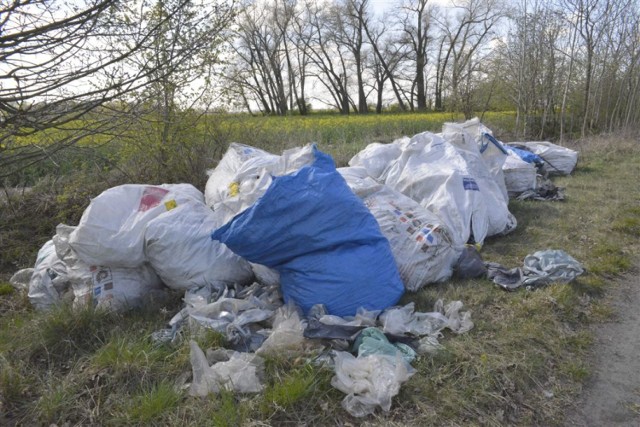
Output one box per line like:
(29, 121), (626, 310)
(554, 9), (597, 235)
(463, 177), (480, 191)
(164, 199), (177, 211)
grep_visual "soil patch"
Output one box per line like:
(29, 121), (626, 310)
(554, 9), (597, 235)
(566, 263), (640, 426)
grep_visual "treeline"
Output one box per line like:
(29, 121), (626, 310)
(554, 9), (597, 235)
(1, 0), (639, 183)
(222, 0), (640, 138)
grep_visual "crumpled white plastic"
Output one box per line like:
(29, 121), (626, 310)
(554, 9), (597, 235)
(331, 351), (415, 417)
(256, 303), (308, 357)
(380, 300), (473, 336)
(189, 340), (264, 396)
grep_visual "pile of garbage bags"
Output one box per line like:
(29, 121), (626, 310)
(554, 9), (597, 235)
(8, 116), (582, 417)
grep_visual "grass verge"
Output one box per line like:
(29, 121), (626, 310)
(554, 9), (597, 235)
(0, 131), (638, 425)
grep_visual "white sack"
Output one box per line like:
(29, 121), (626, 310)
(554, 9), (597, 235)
(69, 184), (203, 268)
(207, 144), (316, 225)
(347, 138), (407, 180)
(503, 152), (537, 195)
(204, 143), (277, 208)
(381, 131), (515, 246)
(339, 171), (460, 291)
(144, 201), (254, 291)
(70, 262), (163, 311)
(442, 123), (515, 238)
(518, 141), (578, 175)
(28, 240), (71, 310)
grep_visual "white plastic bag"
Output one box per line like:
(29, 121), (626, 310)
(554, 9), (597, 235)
(340, 172), (460, 290)
(69, 184), (203, 268)
(144, 200), (254, 291)
(331, 351), (415, 417)
(28, 240), (70, 310)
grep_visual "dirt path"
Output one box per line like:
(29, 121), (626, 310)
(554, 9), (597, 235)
(566, 265), (640, 426)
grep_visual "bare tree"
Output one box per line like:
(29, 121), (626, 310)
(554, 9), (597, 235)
(0, 0), (234, 179)
(433, 0), (503, 114)
(398, 0), (431, 110)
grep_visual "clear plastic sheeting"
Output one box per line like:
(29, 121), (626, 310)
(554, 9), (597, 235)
(380, 300), (473, 336)
(331, 351), (415, 417)
(486, 249), (584, 290)
(144, 200), (254, 291)
(189, 340), (264, 396)
(256, 303), (309, 357)
(69, 184), (204, 268)
(379, 302), (448, 336)
(339, 172), (461, 291)
(251, 263), (280, 287)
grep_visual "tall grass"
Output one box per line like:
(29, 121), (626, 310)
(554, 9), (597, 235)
(1, 116), (638, 425)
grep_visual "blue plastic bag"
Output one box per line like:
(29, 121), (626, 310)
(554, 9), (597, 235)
(211, 147), (404, 316)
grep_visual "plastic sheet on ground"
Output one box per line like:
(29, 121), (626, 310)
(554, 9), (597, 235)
(352, 327), (417, 363)
(339, 171), (461, 291)
(331, 351), (415, 417)
(144, 200), (254, 291)
(212, 146), (404, 317)
(523, 249), (584, 286)
(69, 184), (204, 268)
(380, 301), (473, 336)
(516, 176), (565, 201)
(189, 340), (264, 396)
(486, 249), (584, 290)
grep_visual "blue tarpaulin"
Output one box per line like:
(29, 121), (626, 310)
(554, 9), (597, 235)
(211, 146), (404, 316)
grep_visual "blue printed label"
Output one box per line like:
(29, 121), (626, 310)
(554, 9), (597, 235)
(463, 177), (479, 191)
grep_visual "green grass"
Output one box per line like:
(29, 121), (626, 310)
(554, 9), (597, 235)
(0, 123), (638, 425)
